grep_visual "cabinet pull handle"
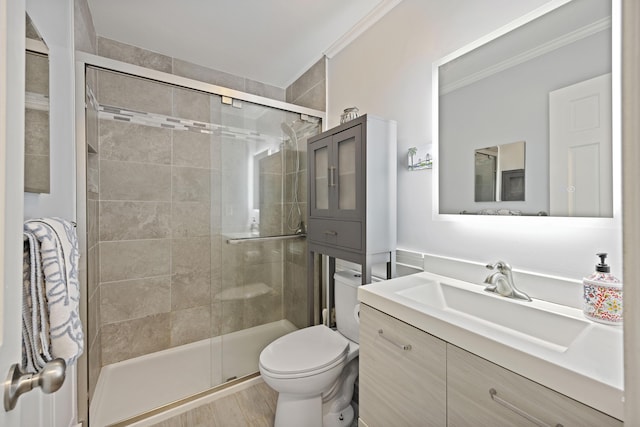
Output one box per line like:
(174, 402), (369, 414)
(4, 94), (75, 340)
(377, 329), (412, 350)
(323, 230), (338, 236)
(489, 388), (563, 427)
(329, 166), (336, 187)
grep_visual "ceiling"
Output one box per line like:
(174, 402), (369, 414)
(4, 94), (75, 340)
(86, 0), (395, 88)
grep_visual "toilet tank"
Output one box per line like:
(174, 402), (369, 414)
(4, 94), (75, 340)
(334, 269), (372, 344)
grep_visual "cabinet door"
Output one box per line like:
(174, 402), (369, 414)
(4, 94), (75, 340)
(447, 344), (622, 427)
(332, 124), (363, 219)
(359, 305), (447, 427)
(309, 135), (332, 217)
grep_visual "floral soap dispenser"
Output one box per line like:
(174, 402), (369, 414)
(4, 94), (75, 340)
(583, 253), (623, 325)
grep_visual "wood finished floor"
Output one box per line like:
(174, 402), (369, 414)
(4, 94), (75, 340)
(149, 381), (278, 427)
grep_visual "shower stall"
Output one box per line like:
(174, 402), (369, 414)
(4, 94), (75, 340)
(76, 55), (323, 426)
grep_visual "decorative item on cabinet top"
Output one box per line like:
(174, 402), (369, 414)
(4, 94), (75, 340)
(340, 107), (359, 124)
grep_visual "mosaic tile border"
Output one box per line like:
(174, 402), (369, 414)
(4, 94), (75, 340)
(86, 83), (320, 144)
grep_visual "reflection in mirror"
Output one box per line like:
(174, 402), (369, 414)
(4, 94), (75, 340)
(25, 14), (50, 193)
(475, 141), (525, 202)
(437, 0), (614, 217)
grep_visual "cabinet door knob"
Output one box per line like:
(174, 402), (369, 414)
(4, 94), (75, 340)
(323, 230), (338, 236)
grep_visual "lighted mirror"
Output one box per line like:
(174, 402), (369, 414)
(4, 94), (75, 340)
(25, 13), (50, 193)
(436, 0), (614, 217)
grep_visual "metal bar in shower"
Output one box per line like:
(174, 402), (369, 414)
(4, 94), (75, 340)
(226, 234), (306, 245)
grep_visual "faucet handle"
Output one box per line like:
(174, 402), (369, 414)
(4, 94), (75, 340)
(486, 261), (511, 272)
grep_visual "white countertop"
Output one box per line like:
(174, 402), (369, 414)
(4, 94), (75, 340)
(358, 271), (624, 420)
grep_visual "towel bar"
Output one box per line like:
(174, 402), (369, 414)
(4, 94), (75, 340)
(227, 234), (306, 244)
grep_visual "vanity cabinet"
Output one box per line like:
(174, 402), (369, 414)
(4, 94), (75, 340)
(447, 344), (621, 427)
(359, 305), (447, 427)
(358, 304), (622, 427)
(307, 115), (396, 324)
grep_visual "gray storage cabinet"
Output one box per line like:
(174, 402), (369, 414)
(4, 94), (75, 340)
(307, 114), (397, 324)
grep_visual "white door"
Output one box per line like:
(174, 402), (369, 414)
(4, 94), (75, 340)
(549, 73), (613, 217)
(1, 0), (26, 425)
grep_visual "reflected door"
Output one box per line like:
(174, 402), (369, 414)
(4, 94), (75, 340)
(549, 74), (612, 217)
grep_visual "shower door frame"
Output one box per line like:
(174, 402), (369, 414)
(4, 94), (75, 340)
(74, 52), (326, 425)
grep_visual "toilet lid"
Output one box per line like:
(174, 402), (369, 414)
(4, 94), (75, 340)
(260, 325), (349, 375)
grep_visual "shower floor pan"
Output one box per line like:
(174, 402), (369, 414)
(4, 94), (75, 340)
(90, 319), (297, 427)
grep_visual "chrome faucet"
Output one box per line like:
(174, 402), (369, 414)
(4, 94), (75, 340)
(483, 261), (532, 301)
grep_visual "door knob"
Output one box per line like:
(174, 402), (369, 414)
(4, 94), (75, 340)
(4, 358), (66, 411)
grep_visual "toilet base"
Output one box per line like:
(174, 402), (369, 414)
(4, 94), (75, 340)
(322, 403), (355, 427)
(274, 393), (322, 427)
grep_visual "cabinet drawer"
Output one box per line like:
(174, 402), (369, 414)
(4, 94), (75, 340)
(307, 218), (361, 250)
(447, 344), (621, 427)
(359, 305), (447, 427)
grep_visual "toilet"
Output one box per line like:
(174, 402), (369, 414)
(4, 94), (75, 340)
(259, 270), (363, 427)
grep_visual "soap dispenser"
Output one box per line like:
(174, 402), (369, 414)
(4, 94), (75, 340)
(582, 253), (623, 325)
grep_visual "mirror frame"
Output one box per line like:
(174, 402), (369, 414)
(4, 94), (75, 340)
(432, 0), (622, 226)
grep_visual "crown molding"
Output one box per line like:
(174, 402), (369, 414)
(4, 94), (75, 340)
(324, 0), (402, 59)
(441, 17), (611, 95)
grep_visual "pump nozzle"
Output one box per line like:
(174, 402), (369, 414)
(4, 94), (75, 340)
(596, 253), (610, 273)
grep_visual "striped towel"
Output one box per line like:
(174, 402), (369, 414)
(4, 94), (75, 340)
(23, 218), (84, 371)
(22, 233), (53, 372)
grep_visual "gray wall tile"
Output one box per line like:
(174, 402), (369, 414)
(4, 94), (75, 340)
(100, 201), (171, 241)
(171, 237), (211, 310)
(99, 120), (172, 164)
(25, 109), (49, 155)
(171, 305), (212, 347)
(172, 131), (211, 169)
(25, 52), (49, 94)
(24, 154), (50, 193)
(173, 87), (211, 123)
(292, 80), (326, 112)
(245, 79), (285, 102)
(97, 69), (172, 115)
(172, 166), (211, 202)
(288, 57), (325, 103)
(100, 239), (170, 282)
(100, 160), (171, 201)
(172, 202), (211, 238)
(101, 276), (171, 325)
(101, 313), (170, 365)
(74, 0), (97, 54)
(173, 59), (245, 92)
(98, 37), (172, 74)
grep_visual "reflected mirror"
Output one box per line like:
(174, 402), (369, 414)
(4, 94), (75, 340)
(25, 13), (50, 193)
(437, 0), (614, 217)
(475, 141), (525, 202)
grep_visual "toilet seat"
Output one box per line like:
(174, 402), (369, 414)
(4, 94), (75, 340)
(260, 325), (349, 377)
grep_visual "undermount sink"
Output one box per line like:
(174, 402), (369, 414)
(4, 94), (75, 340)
(396, 280), (591, 351)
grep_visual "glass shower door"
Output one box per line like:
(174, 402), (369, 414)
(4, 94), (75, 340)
(216, 97), (320, 383)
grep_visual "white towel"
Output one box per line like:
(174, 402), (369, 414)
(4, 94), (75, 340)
(23, 218), (84, 368)
(22, 234), (53, 372)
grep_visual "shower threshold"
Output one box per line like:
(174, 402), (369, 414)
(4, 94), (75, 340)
(90, 319), (296, 427)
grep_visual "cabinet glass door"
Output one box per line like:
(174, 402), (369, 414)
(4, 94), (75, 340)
(334, 125), (362, 218)
(309, 136), (332, 216)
